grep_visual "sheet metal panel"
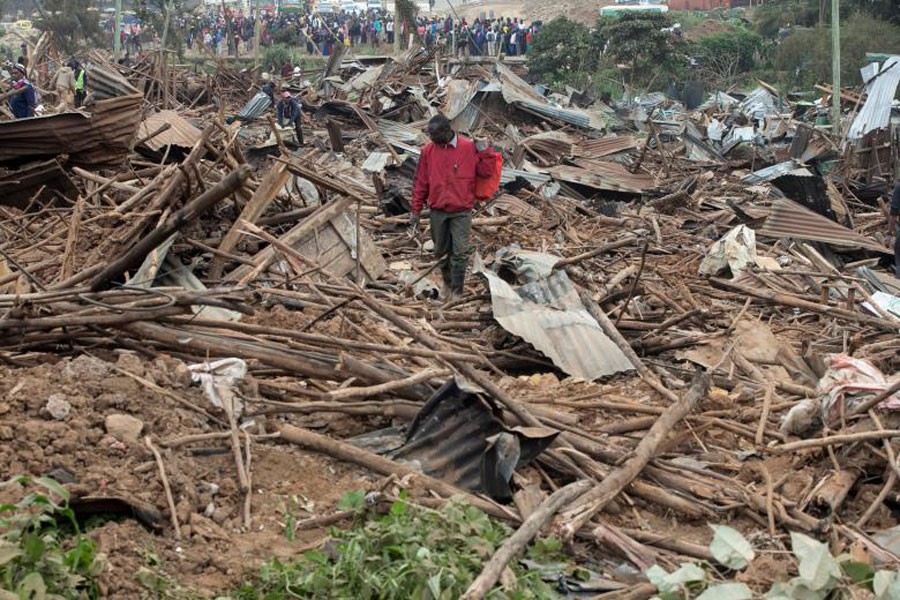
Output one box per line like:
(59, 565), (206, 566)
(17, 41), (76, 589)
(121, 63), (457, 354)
(849, 56), (900, 140)
(480, 268), (634, 380)
(0, 92), (143, 167)
(552, 161), (658, 193)
(755, 196), (887, 253)
(575, 136), (640, 159)
(138, 110), (202, 151)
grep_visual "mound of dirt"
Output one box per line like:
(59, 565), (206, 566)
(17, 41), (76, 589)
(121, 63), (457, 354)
(0, 353), (375, 597)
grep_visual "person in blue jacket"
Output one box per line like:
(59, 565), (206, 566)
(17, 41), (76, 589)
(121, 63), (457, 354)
(7, 64), (36, 118)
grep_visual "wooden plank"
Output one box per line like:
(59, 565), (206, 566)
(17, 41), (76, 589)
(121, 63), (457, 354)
(329, 211), (387, 281)
(210, 161), (292, 280)
(226, 195), (355, 285)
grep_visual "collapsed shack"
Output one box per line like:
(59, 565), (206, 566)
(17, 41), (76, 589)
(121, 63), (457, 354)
(1, 40), (900, 596)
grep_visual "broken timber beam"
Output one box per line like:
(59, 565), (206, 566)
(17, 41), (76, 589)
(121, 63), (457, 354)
(209, 160), (293, 280)
(90, 165), (251, 292)
(557, 371), (710, 540)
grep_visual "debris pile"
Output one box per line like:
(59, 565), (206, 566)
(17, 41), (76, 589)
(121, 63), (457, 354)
(2, 39), (900, 595)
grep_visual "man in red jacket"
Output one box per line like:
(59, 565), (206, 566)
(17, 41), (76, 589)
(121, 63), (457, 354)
(410, 115), (496, 300)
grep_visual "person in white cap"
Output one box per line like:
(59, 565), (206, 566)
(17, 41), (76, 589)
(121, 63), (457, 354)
(276, 90), (303, 145)
(7, 63), (36, 118)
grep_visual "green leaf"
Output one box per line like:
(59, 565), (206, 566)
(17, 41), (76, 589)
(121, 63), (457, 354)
(391, 489), (408, 517)
(696, 582), (753, 600)
(709, 525), (756, 570)
(649, 563), (707, 596)
(791, 533), (840, 592)
(645, 564), (669, 589)
(842, 561), (875, 585)
(32, 477), (69, 503)
(337, 490), (366, 512)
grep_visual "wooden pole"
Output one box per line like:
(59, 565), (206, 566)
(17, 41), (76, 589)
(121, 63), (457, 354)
(91, 165), (251, 292)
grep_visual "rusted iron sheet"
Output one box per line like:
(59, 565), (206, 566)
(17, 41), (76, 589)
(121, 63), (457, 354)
(574, 136), (640, 159)
(756, 196), (887, 253)
(0, 93), (143, 167)
(492, 194), (541, 223)
(0, 159), (78, 208)
(138, 110), (202, 151)
(552, 160), (658, 194)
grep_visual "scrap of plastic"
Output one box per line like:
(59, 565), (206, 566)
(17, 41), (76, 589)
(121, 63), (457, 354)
(782, 355), (900, 435)
(698, 225), (758, 277)
(818, 354), (900, 424)
(188, 358), (248, 419)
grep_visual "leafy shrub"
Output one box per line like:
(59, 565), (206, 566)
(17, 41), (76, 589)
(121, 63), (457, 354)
(232, 492), (560, 599)
(693, 29), (764, 87)
(0, 476), (103, 599)
(527, 17), (593, 84)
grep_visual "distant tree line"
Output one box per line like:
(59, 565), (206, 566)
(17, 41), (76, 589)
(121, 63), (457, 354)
(528, 5), (900, 98)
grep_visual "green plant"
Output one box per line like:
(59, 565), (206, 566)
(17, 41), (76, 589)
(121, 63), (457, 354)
(646, 525), (900, 599)
(773, 14), (900, 88)
(262, 43), (300, 74)
(0, 475), (103, 599)
(693, 29), (764, 88)
(527, 17), (593, 85)
(231, 492), (560, 599)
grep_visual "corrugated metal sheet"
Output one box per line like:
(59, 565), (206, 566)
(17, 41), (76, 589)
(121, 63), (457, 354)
(740, 160), (811, 184)
(755, 196), (887, 253)
(86, 64), (141, 100)
(443, 78), (479, 120)
(138, 110), (202, 151)
(849, 56), (900, 140)
(500, 167), (551, 186)
(350, 379), (558, 499)
(375, 117), (424, 145)
(492, 194), (541, 222)
(495, 63), (608, 132)
(575, 136), (639, 159)
(552, 161), (658, 193)
(0, 91), (143, 167)
(479, 268), (635, 380)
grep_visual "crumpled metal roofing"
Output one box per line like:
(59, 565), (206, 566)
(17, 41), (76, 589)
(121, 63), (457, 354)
(478, 266), (635, 381)
(755, 196), (888, 253)
(550, 161), (657, 194)
(740, 160), (813, 184)
(848, 56), (900, 140)
(349, 378), (558, 500)
(494, 63), (610, 132)
(0, 87), (142, 167)
(138, 110), (203, 151)
(574, 135), (640, 159)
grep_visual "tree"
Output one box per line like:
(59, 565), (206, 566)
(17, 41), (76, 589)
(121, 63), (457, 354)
(593, 13), (688, 90)
(527, 17), (592, 86)
(693, 29), (764, 87)
(34, 0), (103, 55)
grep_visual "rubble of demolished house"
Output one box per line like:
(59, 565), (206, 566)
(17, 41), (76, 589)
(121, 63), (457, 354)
(1, 32), (900, 596)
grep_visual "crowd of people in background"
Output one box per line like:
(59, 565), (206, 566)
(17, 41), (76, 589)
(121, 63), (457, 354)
(101, 5), (538, 60)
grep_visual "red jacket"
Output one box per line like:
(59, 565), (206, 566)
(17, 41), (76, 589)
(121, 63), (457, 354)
(411, 134), (497, 215)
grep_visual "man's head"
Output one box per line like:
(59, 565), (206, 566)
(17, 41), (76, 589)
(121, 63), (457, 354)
(11, 64), (25, 80)
(426, 114), (454, 146)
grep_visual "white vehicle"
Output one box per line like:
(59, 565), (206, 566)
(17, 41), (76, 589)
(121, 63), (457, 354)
(367, 0), (382, 11)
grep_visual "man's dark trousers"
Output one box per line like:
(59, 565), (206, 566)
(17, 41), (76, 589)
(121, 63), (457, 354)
(429, 208), (472, 292)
